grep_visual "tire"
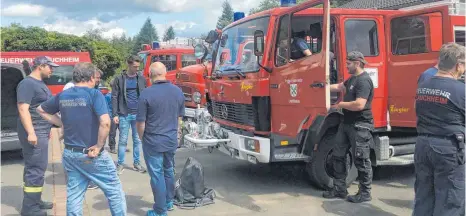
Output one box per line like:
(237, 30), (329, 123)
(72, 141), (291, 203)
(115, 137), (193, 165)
(305, 131), (358, 190)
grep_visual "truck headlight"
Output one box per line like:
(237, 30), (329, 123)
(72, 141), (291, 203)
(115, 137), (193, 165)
(192, 91), (202, 104)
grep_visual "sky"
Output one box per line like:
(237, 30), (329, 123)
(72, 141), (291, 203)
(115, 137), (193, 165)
(0, 0), (263, 40)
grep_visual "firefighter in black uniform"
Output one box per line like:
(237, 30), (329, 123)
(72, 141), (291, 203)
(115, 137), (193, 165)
(17, 56), (58, 216)
(413, 42), (465, 216)
(323, 51), (374, 203)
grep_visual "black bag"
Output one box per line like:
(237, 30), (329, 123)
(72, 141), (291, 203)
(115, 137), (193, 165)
(174, 157), (216, 209)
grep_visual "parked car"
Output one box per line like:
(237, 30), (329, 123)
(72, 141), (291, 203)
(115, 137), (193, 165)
(1, 63), (28, 152)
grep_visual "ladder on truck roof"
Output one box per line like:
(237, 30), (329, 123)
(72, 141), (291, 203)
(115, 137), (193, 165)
(400, 0), (465, 16)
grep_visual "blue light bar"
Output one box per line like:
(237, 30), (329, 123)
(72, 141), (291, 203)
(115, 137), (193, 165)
(234, 12), (245, 22)
(152, 41), (160, 49)
(281, 0), (296, 7)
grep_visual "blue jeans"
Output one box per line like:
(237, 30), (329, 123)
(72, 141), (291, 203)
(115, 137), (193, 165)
(62, 149), (127, 216)
(143, 146), (175, 214)
(118, 114), (142, 165)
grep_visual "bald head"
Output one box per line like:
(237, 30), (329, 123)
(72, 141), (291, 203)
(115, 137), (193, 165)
(149, 62), (167, 80)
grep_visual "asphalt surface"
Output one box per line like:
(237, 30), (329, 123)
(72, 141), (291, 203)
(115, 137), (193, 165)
(1, 138), (415, 216)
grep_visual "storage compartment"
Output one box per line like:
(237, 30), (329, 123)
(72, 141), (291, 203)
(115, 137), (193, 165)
(1, 65), (25, 133)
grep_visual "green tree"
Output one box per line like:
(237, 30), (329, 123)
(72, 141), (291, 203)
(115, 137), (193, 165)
(216, 0), (234, 30)
(132, 17), (159, 54)
(87, 40), (123, 80)
(163, 26), (176, 42)
(0, 23), (130, 83)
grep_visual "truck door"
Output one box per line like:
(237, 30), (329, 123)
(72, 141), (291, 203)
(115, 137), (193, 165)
(269, 0), (331, 138)
(340, 15), (387, 128)
(386, 5), (453, 128)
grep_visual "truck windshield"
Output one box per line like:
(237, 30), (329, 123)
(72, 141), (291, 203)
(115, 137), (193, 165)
(215, 16), (270, 75)
(43, 65), (74, 85)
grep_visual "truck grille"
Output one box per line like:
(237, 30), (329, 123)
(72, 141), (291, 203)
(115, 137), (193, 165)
(211, 101), (255, 127)
(178, 85), (192, 102)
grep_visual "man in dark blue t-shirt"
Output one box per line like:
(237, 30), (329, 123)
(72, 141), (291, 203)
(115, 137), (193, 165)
(417, 64), (438, 85)
(413, 43), (465, 216)
(136, 62), (184, 216)
(111, 55), (147, 174)
(17, 56), (58, 215)
(290, 31), (312, 60)
(37, 62), (127, 215)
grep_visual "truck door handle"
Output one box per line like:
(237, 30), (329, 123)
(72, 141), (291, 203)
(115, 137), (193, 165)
(310, 82), (325, 88)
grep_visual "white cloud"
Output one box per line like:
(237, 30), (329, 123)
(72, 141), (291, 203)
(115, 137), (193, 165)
(1, 3), (56, 17)
(42, 17), (126, 39)
(202, 0), (261, 29)
(154, 21), (197, 38)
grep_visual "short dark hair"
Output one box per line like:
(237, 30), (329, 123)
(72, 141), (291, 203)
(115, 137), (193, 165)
(438, 42), (465, 71)
(73, 62), (98, 83)
(127, 55), (142, 64)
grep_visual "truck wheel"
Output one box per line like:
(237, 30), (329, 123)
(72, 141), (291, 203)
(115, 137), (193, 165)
(306, 133), (358, 190)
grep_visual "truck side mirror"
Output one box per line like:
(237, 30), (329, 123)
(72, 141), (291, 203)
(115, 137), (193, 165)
(22, 60), (32, 75)
(205, 30), (219, 44)
(194, 44), (208, 61)
(254, 30), (264, 57)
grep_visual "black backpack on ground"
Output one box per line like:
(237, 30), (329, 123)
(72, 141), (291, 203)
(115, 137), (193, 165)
(174, 157), (216, 209)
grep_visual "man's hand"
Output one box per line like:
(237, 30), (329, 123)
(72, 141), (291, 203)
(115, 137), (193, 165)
(87, 145), (102, 158)
(330, 103), (340, 110)
(113, 116), (119, 124)
(28, 133), (38, 145)
(58, 127), (64, 141)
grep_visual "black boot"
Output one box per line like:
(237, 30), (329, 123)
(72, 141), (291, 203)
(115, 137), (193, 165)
(347, 191), (372, 203)
(21, 192), (47, 216)
(39, 200), (53, 209)
(322, 188), (348, 199)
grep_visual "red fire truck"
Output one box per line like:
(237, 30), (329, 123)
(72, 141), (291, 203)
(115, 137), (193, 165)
(137, 42), (197, 87)
(1, 51), (92, 95)
(173, 34), (221, 144)
(184, 0), (465, 189)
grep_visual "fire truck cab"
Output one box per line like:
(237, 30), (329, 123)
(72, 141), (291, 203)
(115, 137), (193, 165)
(185, 0), (465, 189)
(138, 42), (197, 86)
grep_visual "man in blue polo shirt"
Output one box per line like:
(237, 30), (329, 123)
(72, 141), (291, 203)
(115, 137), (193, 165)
(136, 62), (184, 216)
(417, 64), (438, 85)
(37, 62), (126, 215)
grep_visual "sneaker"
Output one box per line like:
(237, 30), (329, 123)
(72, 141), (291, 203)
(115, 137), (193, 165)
(133, 163), (147, 173)
(126, 148), (130, 153)
(167, 202), (174, 211)
(109, 148), (117, 154)
(322, 189), (348, 199)
(88, 182), (99, 190)
(347, 191), (372, 203)
(147, 210), (167, 216)
(116, 164), (124, 175)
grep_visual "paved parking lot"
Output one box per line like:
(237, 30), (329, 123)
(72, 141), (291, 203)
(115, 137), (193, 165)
(1, 130), (415, 216)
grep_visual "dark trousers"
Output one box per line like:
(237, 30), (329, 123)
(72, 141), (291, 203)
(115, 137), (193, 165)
(413, 136), (465, 216)
(108, 120), (118, 150)
(332, 123), (373, 193)
(19, 129), (49, 211)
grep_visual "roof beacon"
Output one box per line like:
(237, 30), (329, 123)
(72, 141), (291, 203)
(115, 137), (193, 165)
(152, 41), (160, 50)
(281, 0), (296, 7)
(234, 12), (245, 21)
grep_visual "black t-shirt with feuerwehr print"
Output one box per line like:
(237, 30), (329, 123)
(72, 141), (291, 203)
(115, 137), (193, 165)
(415, 76), (465, 136)
(342, 71), (374, 124)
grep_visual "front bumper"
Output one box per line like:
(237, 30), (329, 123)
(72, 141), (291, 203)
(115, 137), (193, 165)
(1, 135), (21, 151)
(184, 130), (271, 163)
